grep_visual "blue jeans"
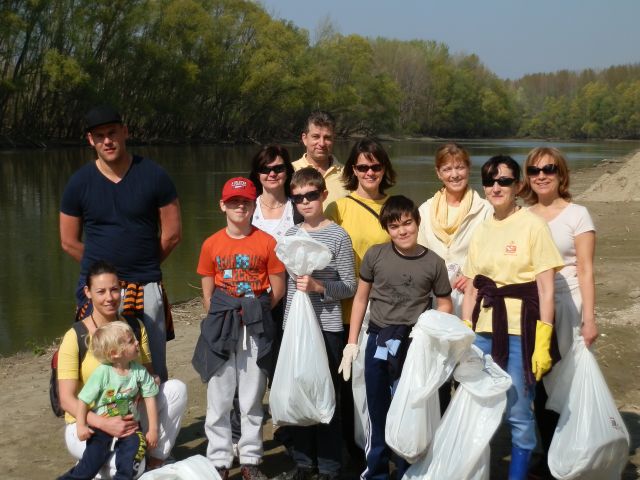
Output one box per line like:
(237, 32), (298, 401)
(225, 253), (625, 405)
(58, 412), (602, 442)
(58, 429), (146, 480)
(474, 334), (537, 450)
(362, 333), (409, 480)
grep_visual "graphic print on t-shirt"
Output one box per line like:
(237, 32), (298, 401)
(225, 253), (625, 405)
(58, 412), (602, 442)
(216, 253), (265, 297)
(99, 386), (139, 417)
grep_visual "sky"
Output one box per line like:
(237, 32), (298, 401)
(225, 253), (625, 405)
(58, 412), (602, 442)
(258, 0), (640, 79)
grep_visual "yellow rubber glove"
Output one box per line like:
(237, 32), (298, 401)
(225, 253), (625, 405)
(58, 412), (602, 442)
(531, 321), (554, 381)
(462, 319), (473, 329)
(338, 343), (359, 381)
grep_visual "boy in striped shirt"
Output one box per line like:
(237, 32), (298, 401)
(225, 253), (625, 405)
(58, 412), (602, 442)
(281, 167), (357, 480)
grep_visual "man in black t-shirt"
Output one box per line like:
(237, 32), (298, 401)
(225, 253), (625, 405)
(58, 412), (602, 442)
(60, 105), (181, 383)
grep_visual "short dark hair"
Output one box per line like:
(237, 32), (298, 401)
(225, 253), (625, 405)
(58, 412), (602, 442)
(248, 144), (295, 196)
(290, 167), (327, 192)
(481, 155), (521, 185)
(304, 111), (336, 133)
(342, 138), (397, 194)
(86, 260), (118, 288)
(379, 195), (420, 231)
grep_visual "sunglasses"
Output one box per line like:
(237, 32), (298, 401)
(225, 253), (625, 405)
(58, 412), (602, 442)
(257, 164), (287, 175)
(354, 163), (384, 173)
(482, 177), (517, 187)
(291, 190), (323, 204)
(526, 164), (559, 176)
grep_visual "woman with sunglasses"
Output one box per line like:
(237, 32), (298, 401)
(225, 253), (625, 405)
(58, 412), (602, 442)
(521, 147), (597, 479)
(324, 137), (397, 461)
(325, 138), (397, 282)
(461, 155), (563, 480)
(248, 145), (300, 241)
(247, 145), (300, 455)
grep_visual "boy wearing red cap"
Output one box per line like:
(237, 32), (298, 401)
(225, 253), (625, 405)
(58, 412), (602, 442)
(195, 177), (285, 480)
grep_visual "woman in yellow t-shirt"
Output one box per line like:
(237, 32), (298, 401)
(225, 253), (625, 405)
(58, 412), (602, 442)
(57, 261), (187, 476)
(325, 138), (397, 295)
(461, 155), (563, 480)
(324, 137), (397, 458)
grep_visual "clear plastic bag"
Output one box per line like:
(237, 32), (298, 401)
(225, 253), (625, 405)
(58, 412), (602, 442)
(545, 337), (630, 479)
(403, 346), (511, 480)
(352, 306), (370, 450)
(269, 234), (335, 426)
(138, 455), (221, 479)
(385, 310), (475, 462)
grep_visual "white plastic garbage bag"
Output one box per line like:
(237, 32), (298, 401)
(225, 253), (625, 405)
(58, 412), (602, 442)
(138, 455), (221, 479)
(269, 234), (335, 426)
(545, 337), (629, 480)
(352, 306), (370, 450)
(385, 310), (475, 462)
(403, 346), (511, 480)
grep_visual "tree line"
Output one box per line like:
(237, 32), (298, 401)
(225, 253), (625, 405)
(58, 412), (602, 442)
(1, 0), (639, 144)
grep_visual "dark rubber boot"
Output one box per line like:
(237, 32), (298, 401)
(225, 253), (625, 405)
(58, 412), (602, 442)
(508, 446), (532, 480)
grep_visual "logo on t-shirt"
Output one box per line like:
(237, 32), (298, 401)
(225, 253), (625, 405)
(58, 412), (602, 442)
(505, 241), (517, 256)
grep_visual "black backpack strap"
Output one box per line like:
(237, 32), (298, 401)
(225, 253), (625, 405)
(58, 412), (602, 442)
(120, 314), (143, 343)
(73, 317), (142, 367)
(72, 321), (89, 366)
(346, 195), (380, 220)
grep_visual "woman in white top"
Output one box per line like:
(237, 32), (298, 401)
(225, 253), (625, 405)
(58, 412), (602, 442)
(417, 144), (492, 317)
(522, 147), (597, 352)
(521, 146), (597, 478)
(248, 144), (299, 241)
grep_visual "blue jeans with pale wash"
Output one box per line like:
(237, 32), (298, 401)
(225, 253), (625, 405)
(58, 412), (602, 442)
(474, 333), (537, 451)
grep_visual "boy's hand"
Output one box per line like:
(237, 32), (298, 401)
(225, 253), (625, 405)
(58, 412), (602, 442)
(338, 344), (359, 381)
(146, 428), (158, 449)
(76, 424), (94, 441)
(296, 275), (324, 294)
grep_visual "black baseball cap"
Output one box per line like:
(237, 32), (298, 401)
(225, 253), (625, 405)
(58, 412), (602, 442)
(84, 105), (123, 132)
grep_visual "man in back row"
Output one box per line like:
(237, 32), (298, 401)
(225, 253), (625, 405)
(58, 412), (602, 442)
(293, 111), (347, 209)
(59, 105), (181, 382)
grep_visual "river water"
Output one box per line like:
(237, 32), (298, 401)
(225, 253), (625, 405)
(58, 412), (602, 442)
(1, 138), (638, 355)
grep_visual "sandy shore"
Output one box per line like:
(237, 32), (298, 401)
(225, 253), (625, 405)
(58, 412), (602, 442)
(1, 151), (639, 479)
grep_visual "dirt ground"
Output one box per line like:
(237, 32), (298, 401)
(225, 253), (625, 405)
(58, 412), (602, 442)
(1, 152), (639, 479)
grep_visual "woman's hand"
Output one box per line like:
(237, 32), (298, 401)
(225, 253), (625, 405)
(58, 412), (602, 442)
(296, 275), (324, 294)
(581, 318), (599, 347)
(452, 275), (468, 293)
(92, 413), (139, 438)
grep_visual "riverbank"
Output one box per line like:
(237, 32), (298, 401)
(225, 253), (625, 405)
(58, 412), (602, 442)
(1, 151), (639, 479)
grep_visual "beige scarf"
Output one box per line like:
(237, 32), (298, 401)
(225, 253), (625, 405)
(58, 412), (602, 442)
(430, 187), (473, 247)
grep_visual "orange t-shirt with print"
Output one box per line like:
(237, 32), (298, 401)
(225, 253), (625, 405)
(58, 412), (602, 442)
(197, 227), (285, 297)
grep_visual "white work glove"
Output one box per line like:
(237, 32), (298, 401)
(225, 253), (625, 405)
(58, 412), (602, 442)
(338, 343), (359, 381)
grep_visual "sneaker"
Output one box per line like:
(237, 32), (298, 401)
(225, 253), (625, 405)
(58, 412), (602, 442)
(241, 464), (269, 480)
(216, 466), (230, 480)
(275, 467), (316, 480)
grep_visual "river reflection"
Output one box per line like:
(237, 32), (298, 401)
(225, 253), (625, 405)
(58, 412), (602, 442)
(1, 139), (638, 354)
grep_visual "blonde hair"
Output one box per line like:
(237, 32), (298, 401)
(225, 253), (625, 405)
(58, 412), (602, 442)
(91, 321), (135, 363)
(521, 147), (572, 205)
